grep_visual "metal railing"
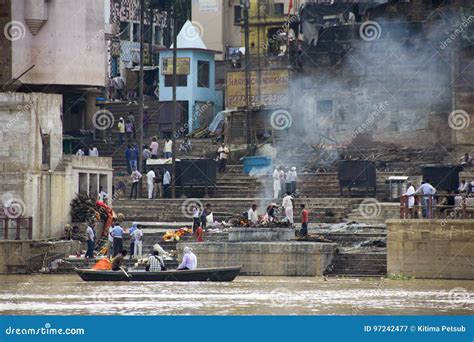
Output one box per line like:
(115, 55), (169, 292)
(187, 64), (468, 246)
(0, 216), (33, 240)
(399, 194), (473, 219)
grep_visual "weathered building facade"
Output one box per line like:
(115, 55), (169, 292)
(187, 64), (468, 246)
(0, 92), (113, 240)
(293, 0), (473, 157)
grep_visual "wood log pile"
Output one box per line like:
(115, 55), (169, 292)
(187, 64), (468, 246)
(70, 193), (108, 223)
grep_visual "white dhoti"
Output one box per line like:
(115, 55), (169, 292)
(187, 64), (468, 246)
(285, 207), (294, 225)
(273, 180), (281, 198)
(147, 181), (154, 199)
(408, 196), (415, 208)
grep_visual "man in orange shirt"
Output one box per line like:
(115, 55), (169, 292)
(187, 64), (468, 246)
(300, 204), (309, 237)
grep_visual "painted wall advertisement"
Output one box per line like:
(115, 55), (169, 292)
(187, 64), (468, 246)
(226, 69), (289, 108)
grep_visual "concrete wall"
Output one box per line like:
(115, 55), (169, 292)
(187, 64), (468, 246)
(0, 92), (113, 239)
(386, 219), (474, 280)
(10, 0), (106, 87)
(178, 242), (336, 276)
(0, 240), (82, 274)
(0, 92), (63, 171)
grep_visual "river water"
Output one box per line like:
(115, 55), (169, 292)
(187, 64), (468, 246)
(0, 275), (472, 315)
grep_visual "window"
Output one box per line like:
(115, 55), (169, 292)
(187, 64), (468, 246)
(119, 21), (130, 41)
(316, 100), (333, 115)
(143, 24), (151, 44)
(165, 75), (187, 87)
(133, 23), (140, 42)
(234, 5), (242, 25)
(197, 61), (210, 88)
(274, 3), (284, 16)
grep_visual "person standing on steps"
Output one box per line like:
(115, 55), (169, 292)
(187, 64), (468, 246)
(164, 138), (173, 159)
(125, 119), (133, 142)
(279, 167), (285, 198)
(146, 168), (156, 199)
(128, 222), (138, 259)
(117, 117), (125, 144)
(300, 204), (309, 237)
(130, 167), (142, 200)
(284, 167), (292, 194)
(289, 167), (298, 195)
(217, 143), (229, 173)
(273, 166), (281, 199)
(111, 222), (124, 257)
(282, 191), (294, 227)
(150, 137), (159, 159)
(128, 112), (136, 140)
(142, 145), (151, 172)
(163, 169), (171, 198)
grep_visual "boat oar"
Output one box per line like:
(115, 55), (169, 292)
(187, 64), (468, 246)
(119, 266), (131, 280)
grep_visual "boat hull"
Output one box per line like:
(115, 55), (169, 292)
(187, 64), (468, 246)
(75, 266), (241, 282)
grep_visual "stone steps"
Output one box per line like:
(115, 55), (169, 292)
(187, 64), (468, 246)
(328, 252), (387, 276)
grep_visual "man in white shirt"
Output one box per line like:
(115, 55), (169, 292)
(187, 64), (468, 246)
(248, 204), (259, 225)
(458, 180), (469, 193)
(98, 186), (109, 203)
(282, 192), (294, 226)
(150, 137), (159, 159)
(289, 166), (298, 194)
(132, 227), (143, 258)
(85, 223), (95, 259)
(273, 166), (281, 198)
(89, 146), (99, 157)
(217, 143), (229, 173)
(164, 138), (173, 159)
(279, 167), (285, 197)
(146, 169), (156, 199)
(163, 169), (171, 198)
(130, 167), (142, 199)
(403, 182), (416, 218)
(76, 148), (85, 156)
(192, 206), (200, 232)
(415, 180), (436, 218)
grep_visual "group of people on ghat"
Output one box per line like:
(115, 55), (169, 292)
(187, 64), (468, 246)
(272, 166), (298, 199)
(402, 178), (474, 218)
(85, 219), (197, 272)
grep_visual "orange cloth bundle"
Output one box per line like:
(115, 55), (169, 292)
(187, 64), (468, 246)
(92, 258), (112, 270)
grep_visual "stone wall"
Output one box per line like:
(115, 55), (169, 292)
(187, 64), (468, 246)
(386, 219), (474, 279)
(177, 242), (337, 276)
(0, 240), (83, 274)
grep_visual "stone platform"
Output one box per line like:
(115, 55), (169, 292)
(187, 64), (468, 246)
(228, 227), (294, 242)
(178, 242), (337, 276)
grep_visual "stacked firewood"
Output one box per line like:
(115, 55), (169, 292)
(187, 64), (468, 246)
(70, 193), (108, 223)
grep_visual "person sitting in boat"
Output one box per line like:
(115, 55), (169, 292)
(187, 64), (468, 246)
(111, 250), (127, 271)
(177, 247), (197, 270)
(146, 250), (166, 272)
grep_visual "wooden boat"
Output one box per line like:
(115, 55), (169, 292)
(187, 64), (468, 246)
(75, 266), (241, 282)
